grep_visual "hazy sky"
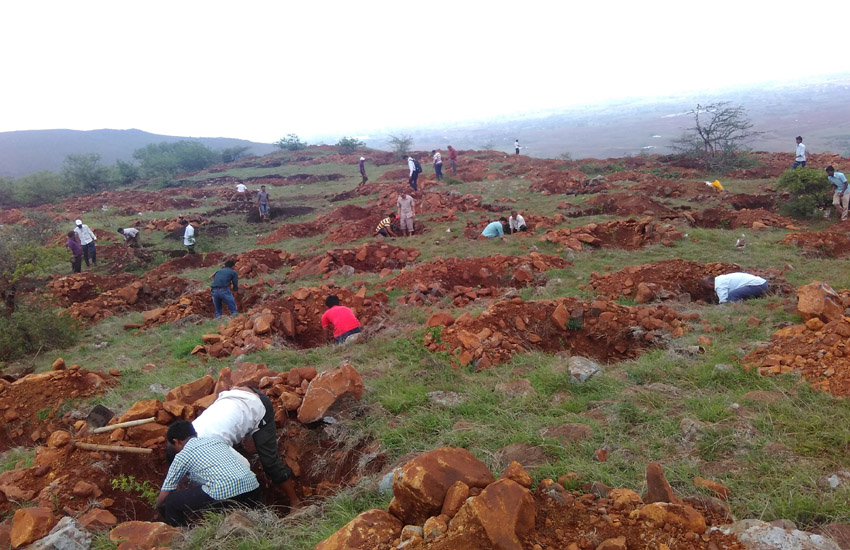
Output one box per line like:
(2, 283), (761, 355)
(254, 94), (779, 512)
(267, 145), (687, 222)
(3, 0), (848, 143)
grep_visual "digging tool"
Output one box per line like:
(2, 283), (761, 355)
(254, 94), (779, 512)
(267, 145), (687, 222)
(85, 404), (115, 429)
(90, 417), (156, 434)
(75, 442), (153, 454)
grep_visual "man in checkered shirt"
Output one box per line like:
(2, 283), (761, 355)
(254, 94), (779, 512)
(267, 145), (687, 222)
(156, 420), (261, 526)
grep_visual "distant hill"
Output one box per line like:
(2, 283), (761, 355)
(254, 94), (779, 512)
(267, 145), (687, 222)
(0, 129), (277, 178)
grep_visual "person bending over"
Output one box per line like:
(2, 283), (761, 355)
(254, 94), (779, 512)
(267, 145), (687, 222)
(700, 273), (769, 303)
(321, 295), (362, 344)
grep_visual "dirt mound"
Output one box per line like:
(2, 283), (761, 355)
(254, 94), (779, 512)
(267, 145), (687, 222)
(0, 367), (116, 450)
(256, 204), (376, 245)
(65, 274), (192, 323)
(578, 193), (679, 218)
(46, 272), (140, 306)
(245, 173), (345, 186)
(193, 286), (388, 355)
(233, 248), (295, 278)
(257, 221), (324, 244)
(425, 296), (694, 369)
(688, 208), (795, 230)
(373, 189), (503, 215)
(630, 179), (723, 201)
(743, 316), (850, 396)
(385, 253), (567, 293)
(141, 280), (270, 328)
(724, 193), (777, 211)
(56, 190), (201, 216)
(146, 252), (227, 277)
(589, 260), (746, 303)
(528, 170), (611, 195)
(782, 232), (850, 257)
(542, 217), (683, 250)
(0, 208), (26, 225)
(289, 244), (420, 280)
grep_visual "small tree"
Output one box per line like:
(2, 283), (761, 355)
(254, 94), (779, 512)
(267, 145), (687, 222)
(275, 134), (306, 151)
(111, 159), (140, 186)
(670, 102), (762, 171)
(62, 153), (109, 193)
(775, 167), (831, 219)
(220, 146), (251, 163)
(336, 137), (364, 154)
(388, 134), (413, 156)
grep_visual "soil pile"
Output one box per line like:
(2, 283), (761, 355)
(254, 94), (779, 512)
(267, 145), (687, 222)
(193, 285), (388, 355)
(723, 193), (777, 211)
(589, 260), (744, 303)
(630, 180), (722, 201)
(244, 173), (345, 187)
(256, 204), (374, 245)
(542, 217), (683, 250)
(0, 208), (26, 225)
(65, 274), (191, 323)
(233, 248), (296, 278)
(782, 232), (850, 257)
(374, 189), (502, 214)
(146, 252), (226, 277)
(528, 170), (611, 195)
(688, 207), (795, 230)
(0, 366), (116, 449)
(578, 193), (679, 218)
(47, 272), (140, 306)
(96, 244), (155, 273)
(140, 281), (269, 328)
(426, 296), (693, 369)
(386, 253), (567, 293)
(289, 244), (420, 280)
(55, 190), (201, 217)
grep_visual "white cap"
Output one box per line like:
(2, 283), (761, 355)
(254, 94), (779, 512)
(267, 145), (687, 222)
(75, 219), (82, 225)
(360, 157), (365, 161)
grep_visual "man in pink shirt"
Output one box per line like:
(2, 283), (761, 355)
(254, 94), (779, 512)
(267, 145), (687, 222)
(321, 295), (362, 344)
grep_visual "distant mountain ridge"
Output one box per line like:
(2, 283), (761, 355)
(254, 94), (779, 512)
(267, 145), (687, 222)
(0, 129), (277, 178)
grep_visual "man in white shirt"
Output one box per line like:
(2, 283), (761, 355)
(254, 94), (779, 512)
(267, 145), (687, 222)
(169, 386), (300, 508)
(700, 273), (769, 303)
(508, 210), (527, 234)
(181, 219), (196, 254)
(432, 150), (443, 181)
(515, 139), (520, 155)
(793, 136), (806, 169)
(397, 189), (416, 236)
(73, 219), (97, 266)
(407, 156), (419, 192)
(236, 183), (247, 193)
(118, 227), (140, 248)
(827, 166), (849, 221)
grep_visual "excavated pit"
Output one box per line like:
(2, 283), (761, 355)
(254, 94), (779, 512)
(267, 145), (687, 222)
(576, 193), (679, 218)
(688, 207), (794, 229)
(47, 272), (140, 306)
(542, 217), (683, 251)
(288, 244), (420, 280)
(782, 232), (850, 258)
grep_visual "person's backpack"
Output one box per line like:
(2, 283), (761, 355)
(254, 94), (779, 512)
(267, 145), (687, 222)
(412, 159), (423, 174)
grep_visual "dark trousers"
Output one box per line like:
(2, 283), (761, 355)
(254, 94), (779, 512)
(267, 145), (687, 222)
(515, 148), (520, 155)
(247, 387), (294, 484)
(71, 255), (82, 273)
(186, 244), (196, 254)
(334, 326), (362, 345)
(792, 161), (806, 169)
(451, 159), (457, 175)
(408, 172), (419, 192)
(435, 163), (443, 180)
(211, 287), (238, 317)
(728, 282), (769, 302)
(360, 173), (368, 185)
(159, 485), (261, 527)
(82, 242), (96, 265)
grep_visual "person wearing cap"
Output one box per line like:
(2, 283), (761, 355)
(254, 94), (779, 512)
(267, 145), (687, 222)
(73, 219), (97, 266)
(793, 136), (806, 169)
(827, 166), (849, 221)
(359, 157), (368, 186)
(447, 145), (458, 176)
(118, 227), (140, 248)
(181, 219), (196, 254)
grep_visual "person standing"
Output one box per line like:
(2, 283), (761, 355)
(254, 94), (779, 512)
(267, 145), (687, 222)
(257, 185), (270, 221)
(407, 155), (420, 192)
(793, 136), (806, 169)
(181, 219), (196, 254)
(157, 421), (261, 527)
(827, 166), (849, 221)
(515, 139), (520, 155)
(359, 157), (368, 186)
(210, 259), (239, 318)
(447, 145), (458, 176)
(397, 189), (416, 236)
(508, 210), (527, 233)
(118, 227), (140, 248)
(73, 219), (97, 266)
(321, 295), (362, 345)
(65, 231), (83, 273)
(432, 150), (443, 181)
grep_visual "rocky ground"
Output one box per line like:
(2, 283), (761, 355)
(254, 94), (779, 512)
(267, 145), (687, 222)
(1, 147), (850, 549)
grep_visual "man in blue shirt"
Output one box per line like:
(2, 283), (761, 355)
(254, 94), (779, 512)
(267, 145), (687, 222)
(827, 166), (849, 221)
(157, 421), (261, 526)
(481, 217), (507, 238)
(210, 259), (239, 317)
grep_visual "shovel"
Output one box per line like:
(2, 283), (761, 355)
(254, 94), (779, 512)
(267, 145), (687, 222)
(77, 404), (155, 455)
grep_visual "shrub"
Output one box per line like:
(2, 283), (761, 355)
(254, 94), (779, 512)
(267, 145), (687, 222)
(275, 134), (306, 151)
(336, 137), (364, 154)
(0, 304), (79, 361)
(775, 168), (831, 219)
(388, 134), (413, 156)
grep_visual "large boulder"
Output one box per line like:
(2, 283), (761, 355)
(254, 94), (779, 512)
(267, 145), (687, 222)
(10, 507), (56, 549)
(389, 447), (495, 525)
(797, 282), (845, 324)
(638, 502), (706, 534)
(314, 509), (402, 550)
(108, 521), (180, 548)
(297, 364), (363, 423)
(448, 478), (536, 550)
(165, 375), (214, 405)
(26, 516), (91, 550)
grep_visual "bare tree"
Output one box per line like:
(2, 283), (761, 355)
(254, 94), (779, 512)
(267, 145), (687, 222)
(671, 102), (762, 170)
(388, 134), (413, 156)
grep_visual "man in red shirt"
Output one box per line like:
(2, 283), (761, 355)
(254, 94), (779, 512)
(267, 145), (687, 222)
(447, 145), (458, 176)
(321, 295), (362, 344)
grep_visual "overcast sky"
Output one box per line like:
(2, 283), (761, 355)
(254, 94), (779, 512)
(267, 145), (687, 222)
(2, 0), (848, 143)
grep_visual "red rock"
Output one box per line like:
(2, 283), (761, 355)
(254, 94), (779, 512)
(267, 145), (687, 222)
(72, 480), (102, 498)
(448, 478), (536, 550)
(593, 448), (608, 462)
(426, 312), (455, 328)
(638, 502), (706, 533)
(297, 364), (364, 424)
(597, 536), (627, 550)
(389, 447), (495, 525)
(551, 303), (569, 330)
(231, 363), (276, 387)
(805, 317), (826, 331)
(79, 509), (118, 530)
(797, 281), (844, 323)
(109, 521), (180, 548)
(201, 334), (222, 344)
(314, 509), (402, 550)
(286, 366), (317, 387)
(165, 375), (214, 404)
(441, 481), (470, 518)
(126, 422), (168, 443)
(693, 476), (731, 500)
(118, 399), (161, 423)
(423, 515), (448, 540)
(634, 282), (655, 304)
(10, 507), (56, 548)
(644, 462), (678, 504)
(500, 461), (533, 488)
(47, 430), (72, 448)
(279, 309), (295, 337)
(51, 358), (66, 371)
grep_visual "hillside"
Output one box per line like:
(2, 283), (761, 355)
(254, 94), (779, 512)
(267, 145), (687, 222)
(0, 128), (277, 178)
(0, 147), (849, 549)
